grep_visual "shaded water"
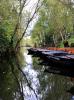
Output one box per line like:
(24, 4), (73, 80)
(0, 48), (74, 100)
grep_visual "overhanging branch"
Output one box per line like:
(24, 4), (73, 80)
(10, 0), (27, 45)
(15, 0), (43, 49)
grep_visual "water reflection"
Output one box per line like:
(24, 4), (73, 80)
(67, 86), (74, 100)
(32, 56), (74, 100)
(23, 53), (40, 100)
(0, 49), (74, 100)
(0, 56), (23, 100)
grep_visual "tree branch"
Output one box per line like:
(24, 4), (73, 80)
(10, 0), (27, 45)
(15, 0), (43, 49)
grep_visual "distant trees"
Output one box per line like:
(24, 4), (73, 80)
(32, 0), (74, 47)
(0, 0), (73, 51)
(59, 0), (74, 33)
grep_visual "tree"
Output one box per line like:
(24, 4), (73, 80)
(0, 0), (18, 52)
(0, 0), (43, 53)
(32, 0), (74, 47)
(59, 0), (74, 33)
(10, 0), (42, 49)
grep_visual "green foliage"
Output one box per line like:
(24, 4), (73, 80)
(32, 0), (74, 47)
(0, 0), (18, 52)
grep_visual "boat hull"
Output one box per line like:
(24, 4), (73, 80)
(28, 48), (74, 77)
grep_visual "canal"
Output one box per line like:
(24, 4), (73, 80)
(0, 48), (74, 100)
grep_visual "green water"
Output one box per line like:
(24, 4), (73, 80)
(0, 48), (74, 100)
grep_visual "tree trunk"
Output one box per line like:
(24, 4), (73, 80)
(60, 31), (64, 42)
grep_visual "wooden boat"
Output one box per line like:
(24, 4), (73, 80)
(28, 47), (74, 77)
(28, 47), (74, 55)
(28, 48), (50, 56)
(48, 47), (74, 54)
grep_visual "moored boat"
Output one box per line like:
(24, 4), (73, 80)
(28, 47), (74, 77)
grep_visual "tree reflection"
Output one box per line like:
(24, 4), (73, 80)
(0, 51), (74, 100)
(0, 52), (25, 100)
(0, 51), (39, 100)
(33, 57), (74, 100)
